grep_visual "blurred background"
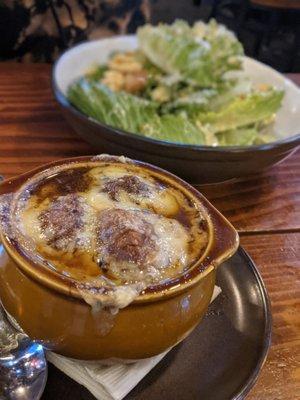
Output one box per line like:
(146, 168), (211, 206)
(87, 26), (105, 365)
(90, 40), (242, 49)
(1, 0), (299, 72)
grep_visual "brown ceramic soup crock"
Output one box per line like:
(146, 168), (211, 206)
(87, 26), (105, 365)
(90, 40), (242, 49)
(0, 155), (239, 361)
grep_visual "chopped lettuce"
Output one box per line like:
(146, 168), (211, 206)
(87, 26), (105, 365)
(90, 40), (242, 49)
(67, 19), (284, 147)
(86, 65), (107, 81)
(68, 79), (283, 147)
(195, 88), (284, 133)
(206, 77), (252, 111)
(253, 131), (277, 145)
(217, 127), (258, 146)
(68, 79), (158, 133)
(162, 88), (218, 113)
(68, 78), (205, 145)
(137, 19), (243, 87)
(140, 114), (205, 145)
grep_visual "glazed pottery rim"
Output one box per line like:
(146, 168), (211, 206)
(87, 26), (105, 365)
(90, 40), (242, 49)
(52, 37), (300, 153)
(0, 155), (239, 304)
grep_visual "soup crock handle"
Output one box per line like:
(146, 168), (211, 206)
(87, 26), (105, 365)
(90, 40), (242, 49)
(0, 162), (52, 196)
(205, 206), (239, 270)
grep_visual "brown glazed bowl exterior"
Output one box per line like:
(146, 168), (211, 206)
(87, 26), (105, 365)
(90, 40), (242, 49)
(0, 156), (239, 360)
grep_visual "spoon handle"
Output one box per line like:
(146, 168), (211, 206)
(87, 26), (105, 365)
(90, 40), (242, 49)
(0, 304), (25, 356)
(0, 304), (48, 400)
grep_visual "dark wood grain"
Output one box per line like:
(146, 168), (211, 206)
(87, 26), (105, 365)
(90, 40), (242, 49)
(0, 63), (299, 400)
(241, 234), (300, 400)
(0, 64), (299, 233)
(196, 156), (300, 233)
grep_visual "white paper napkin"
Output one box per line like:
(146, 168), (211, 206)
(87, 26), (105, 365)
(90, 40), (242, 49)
(47, 286), (221, 400)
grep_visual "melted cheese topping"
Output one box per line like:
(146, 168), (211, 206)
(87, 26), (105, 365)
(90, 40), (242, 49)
(13, 160), (209, 289)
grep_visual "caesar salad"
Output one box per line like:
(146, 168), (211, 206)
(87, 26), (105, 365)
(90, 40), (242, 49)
(68, 20), (284, 147)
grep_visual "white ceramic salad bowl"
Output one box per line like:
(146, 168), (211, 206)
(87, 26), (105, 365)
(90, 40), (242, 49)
(52, 34), (300, 183)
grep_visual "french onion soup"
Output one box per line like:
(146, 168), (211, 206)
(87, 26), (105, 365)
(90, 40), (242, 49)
(7, 156), (209, 309)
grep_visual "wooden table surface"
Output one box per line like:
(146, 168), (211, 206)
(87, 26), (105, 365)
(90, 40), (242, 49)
(0, 63), (299, 399)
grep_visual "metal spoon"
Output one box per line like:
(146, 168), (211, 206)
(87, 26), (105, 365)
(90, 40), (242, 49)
(0, 305), (47, 399)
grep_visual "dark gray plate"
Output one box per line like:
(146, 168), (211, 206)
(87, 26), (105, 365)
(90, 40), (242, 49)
(43, 247), (271, 400)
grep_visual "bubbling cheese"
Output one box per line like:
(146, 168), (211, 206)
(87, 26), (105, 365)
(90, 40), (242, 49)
(13, 159), (209, 290)
(95, 208), (189, 284)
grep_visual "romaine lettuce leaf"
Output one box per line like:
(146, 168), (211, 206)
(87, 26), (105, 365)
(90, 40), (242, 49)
(86, 65), (107, 81)
(162, 88), (218, 113)
(217, 127), (258, 146)
(253, 132), (277, 145)
(137, 19), (243, 87)
(68, 72), (283, 147)
(68, 78), (205, 145)
(196, 88), (284, 133)
(206, 77), (252, 111)
(140, 114), (205, 145)
(68, 78), (158, 133)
